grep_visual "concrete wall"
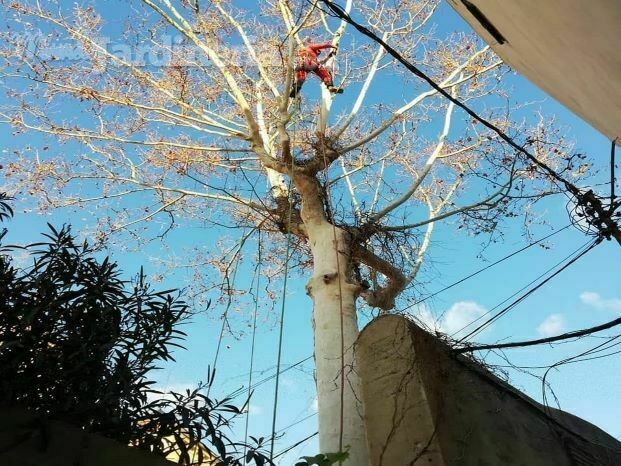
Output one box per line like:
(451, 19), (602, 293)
(356, 315), (621, 466)
(0, 407), (176, 466)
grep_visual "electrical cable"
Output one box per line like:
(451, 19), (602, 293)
(398, 224), (571, 314)
(448, 241), (593, 339)
(229, 230), (574, 400)
(316, 0), (621, 245)
(455, 313), (621, 354)
(228, 356), (314, 401)
(457, 238), (600, 343)
(273, 432), (319, 461)
(276, 412), (318, 436)
(542, 334), (621, 412)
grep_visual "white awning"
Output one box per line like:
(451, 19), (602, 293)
(448, 0), (621, 141)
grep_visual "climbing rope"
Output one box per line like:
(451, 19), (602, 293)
(269, 98), (300, 461)
(243, 230), (262, 458)
(207, 241), (242, 396)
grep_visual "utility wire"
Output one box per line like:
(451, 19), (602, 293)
(541, 335), (621, 412)
(275, 412), (318, 437)
(273, 432), (319, 461)
(226, 229), (580, 402)
(228, 356), (314, 401)
(399, 224), (571, 314)
(229, 228), (573, 398)
(457, 238), (600, 343)
(231, 223), (568, 399)
(448, 240), (595, 339)
(610, 138), (617, 209)
(455, 309), (621, 353)
(266, 412), (319, 463)
(317, 0), (621, 245)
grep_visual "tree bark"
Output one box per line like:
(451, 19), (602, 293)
(291, 172), (369, 464)
(305, 221), (370, 465)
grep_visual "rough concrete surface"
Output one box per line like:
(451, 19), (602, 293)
(356, 315), (621, 466)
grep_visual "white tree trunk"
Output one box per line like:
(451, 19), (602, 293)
(305, 222), (370, 466)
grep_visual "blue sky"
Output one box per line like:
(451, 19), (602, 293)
(1, 0), (620, 462)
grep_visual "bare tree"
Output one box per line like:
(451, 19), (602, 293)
(0, 1), (580, 463)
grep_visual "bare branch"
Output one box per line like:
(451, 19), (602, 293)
(341, 48), (496, 153)
(354, 243), (407, 311)
(371, 86), (457, 221)
(381, 178), (514, 232)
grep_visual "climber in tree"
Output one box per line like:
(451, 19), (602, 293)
(290, 39), (344, 98)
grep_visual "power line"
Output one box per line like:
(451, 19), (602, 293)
(541, 335), (621, 412)
(274, 412), (318, 437)
(237, 236), (594, 458)
(273, 432), (319, 461)
(228, 356), (314, 401)
(317, 0), (621, 245)
(228, 230), (578, 420)
(457, 238), (600, 343)
(455, 310), (621, 354)
(447, 240), (594, 339)
(231, 231), (574, 394)
(398, 224), (571, 314)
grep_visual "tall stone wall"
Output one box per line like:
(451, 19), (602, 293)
(356, 315), (621, 466)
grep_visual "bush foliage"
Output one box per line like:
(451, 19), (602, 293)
(0, 192), (270, 465)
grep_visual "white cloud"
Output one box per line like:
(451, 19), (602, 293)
(441, 301), (488, 335)
(412, 305), (440, 331)
(580, 291), (621, 312)
(248, 404), (264, 415)
(311, 397), (318, 412)
(412, 301), (488, 336)
(537, 314), (565, 337)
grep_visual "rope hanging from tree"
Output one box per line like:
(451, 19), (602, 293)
(269, 98), (300, 461)
(243, 230), (262, 459)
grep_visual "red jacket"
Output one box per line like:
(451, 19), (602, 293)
(298, 42), (336, 62)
